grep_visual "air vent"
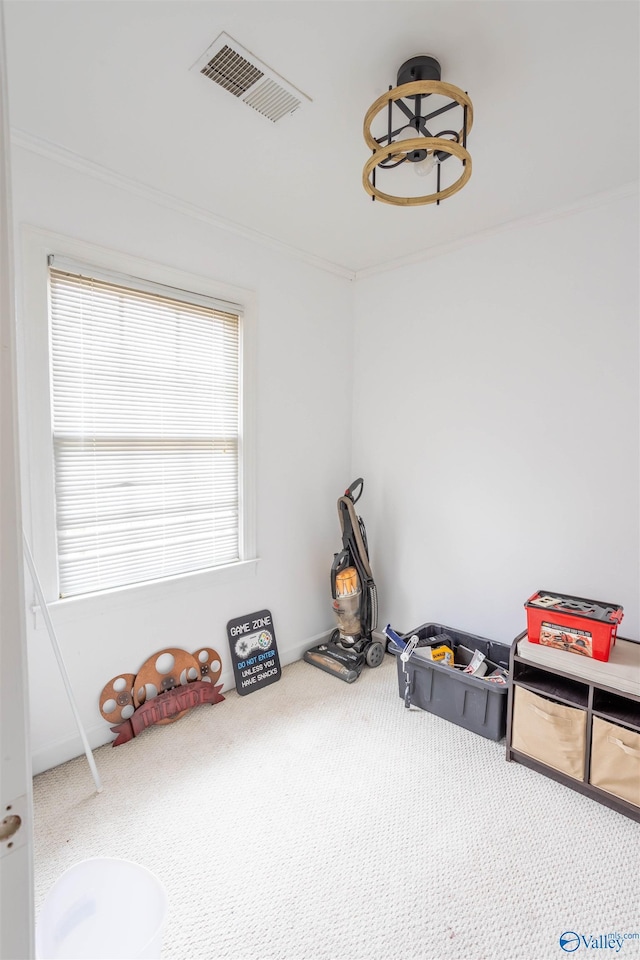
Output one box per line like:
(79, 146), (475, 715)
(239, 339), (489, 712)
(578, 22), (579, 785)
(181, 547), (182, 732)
(201, 45), (264, 97)
(191, 32), (311, 123)
(243, 78), (301, 123)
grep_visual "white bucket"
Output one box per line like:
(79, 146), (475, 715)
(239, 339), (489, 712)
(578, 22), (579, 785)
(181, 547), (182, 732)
(36, 858), (168, 960)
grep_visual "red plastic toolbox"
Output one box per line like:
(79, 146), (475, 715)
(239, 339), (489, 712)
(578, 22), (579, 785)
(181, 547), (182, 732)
(524, 591), (623, 662)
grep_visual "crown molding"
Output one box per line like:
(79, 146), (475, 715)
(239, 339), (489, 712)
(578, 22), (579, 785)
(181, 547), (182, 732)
(11, 128), (637, 284)
(10, 128), (356, 281)
(354, 181), (639, 280)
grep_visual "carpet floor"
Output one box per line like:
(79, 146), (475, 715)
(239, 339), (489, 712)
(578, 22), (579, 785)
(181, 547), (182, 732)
(33, 655), (640, 960)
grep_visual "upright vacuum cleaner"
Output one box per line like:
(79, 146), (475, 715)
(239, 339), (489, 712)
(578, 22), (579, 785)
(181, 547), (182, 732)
(304, 478), (384, 683)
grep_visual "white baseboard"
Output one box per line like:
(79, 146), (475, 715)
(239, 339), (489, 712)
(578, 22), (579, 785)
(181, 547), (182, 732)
(31, 723), (113, 777)
(282, 627), (334, 663)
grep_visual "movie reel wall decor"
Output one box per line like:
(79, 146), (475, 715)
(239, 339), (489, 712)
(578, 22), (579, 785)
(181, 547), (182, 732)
(99, 647), (224, 746)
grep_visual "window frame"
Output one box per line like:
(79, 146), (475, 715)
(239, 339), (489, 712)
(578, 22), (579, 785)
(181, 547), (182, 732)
(19, 226), (258, 613)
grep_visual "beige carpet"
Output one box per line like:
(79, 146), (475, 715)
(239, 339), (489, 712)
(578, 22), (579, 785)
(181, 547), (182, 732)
(33, 655), (640, 960)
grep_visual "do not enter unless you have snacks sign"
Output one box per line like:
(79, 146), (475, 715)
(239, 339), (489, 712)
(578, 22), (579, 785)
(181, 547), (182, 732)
(226, 609), (281, 696)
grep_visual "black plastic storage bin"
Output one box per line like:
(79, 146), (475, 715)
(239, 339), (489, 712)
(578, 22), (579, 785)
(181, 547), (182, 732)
(390, 623), (511, 741)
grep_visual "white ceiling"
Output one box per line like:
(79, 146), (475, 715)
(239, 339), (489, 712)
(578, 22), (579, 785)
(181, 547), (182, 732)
(4, 1), (639, 274)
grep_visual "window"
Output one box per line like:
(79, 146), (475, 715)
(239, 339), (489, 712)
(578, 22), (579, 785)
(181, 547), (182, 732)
(47, 258), (245, 598)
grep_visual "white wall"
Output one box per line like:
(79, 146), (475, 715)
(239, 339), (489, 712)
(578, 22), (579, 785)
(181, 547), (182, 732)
(12, 144), (639, 774)
(352, 193), (639, 646)
(12, 147), (354, 773)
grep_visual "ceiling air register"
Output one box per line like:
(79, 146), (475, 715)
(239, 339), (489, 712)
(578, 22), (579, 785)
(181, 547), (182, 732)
(193, 32), (310, 124)
(363, 55), (473, 206)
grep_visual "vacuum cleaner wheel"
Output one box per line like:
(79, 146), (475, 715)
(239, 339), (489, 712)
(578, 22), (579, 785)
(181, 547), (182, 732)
(365, 641), (385, 668)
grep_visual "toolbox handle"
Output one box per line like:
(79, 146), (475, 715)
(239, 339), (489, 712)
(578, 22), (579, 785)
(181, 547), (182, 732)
(384, 624), (406, 649)
(608, 608), (624, 623)
(608, 736), (640, 758)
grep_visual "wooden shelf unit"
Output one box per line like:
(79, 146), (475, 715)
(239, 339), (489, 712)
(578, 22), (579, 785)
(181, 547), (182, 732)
(506, 631), (640, 822)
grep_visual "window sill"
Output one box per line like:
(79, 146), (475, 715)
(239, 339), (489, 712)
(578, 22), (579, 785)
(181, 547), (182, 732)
(40, 559), (259, 624)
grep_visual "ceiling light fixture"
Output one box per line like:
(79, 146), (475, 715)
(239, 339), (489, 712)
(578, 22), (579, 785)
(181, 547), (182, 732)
(363, 55), (474, 206)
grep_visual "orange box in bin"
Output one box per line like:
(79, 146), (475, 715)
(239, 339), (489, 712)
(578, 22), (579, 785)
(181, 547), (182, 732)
(524, 591), (623, 662)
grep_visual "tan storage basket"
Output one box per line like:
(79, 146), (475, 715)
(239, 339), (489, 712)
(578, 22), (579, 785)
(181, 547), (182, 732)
(590, 717), (640, 807)
(512, 686), (586, 780)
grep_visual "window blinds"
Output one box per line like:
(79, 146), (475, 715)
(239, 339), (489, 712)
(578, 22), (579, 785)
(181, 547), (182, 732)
(48, 266), (241, 597)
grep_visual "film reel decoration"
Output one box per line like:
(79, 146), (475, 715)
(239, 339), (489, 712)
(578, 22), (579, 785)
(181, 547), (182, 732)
(99, 645), (225, 745)
(99, 674), (137, 725)
(193, 647), (222, 685)
(133, 648), (201, 724)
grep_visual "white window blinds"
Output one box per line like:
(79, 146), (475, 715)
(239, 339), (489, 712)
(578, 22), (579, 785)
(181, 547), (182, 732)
(48, 264), (241, 598)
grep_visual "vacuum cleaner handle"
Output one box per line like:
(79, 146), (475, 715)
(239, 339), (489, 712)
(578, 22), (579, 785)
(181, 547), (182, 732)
(345, 478), (364, 504)
(330, 549), (351, 599)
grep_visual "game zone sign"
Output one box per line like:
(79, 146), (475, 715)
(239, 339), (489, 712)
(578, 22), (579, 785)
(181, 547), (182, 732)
(226, 609), (282, 695)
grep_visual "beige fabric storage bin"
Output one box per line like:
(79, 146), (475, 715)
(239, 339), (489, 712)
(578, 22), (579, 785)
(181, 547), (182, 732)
(590, 717), (640, 807)
(512, 686), (586, 779)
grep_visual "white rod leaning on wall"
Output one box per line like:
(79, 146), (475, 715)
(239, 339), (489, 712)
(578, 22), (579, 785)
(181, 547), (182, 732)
(22, 533), (103, 794)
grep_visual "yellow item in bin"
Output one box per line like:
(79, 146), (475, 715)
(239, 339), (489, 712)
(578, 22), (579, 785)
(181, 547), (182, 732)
(429, 644), (454, 665)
